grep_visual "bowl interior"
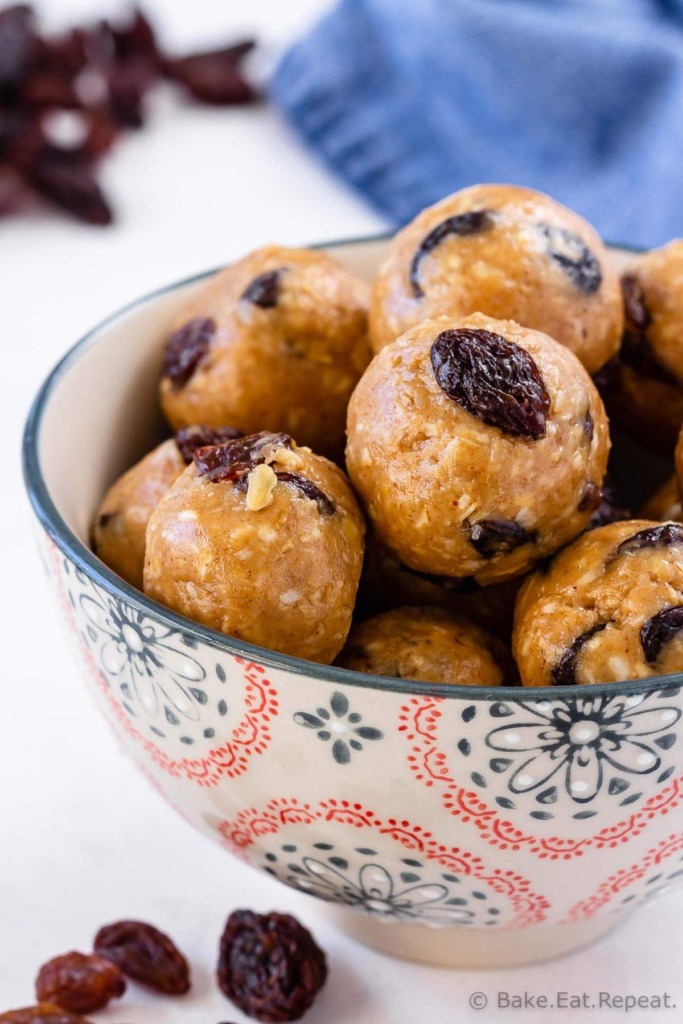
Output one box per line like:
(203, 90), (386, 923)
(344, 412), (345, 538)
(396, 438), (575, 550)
(24, 237), (681, 697)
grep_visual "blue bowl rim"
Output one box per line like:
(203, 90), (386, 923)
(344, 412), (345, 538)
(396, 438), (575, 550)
(22, 232), (683, 702)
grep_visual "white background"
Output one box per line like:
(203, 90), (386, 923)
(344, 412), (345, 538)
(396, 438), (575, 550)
(2, 1), (682, 1020)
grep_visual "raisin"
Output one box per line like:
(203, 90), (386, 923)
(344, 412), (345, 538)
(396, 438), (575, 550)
(578, 482), (601, 513)
(537, 223), (602, 294)
(410, 209), (494, 298)
(94, 919), (190, 995)
(19, 146), (112, 225)
(614, 522), (683, 559)
(583, 409), (594, 442)
(552, 623), (608, 686)
(275, 472), (335, 515)
(194, 432), (293, 483)
(467, 518), (535, 557)
(35, 952), (125, 1014)
(621, 272), (650, 331)
(587, 476), (631, 530)
(0, 1007), (92, 1024)
(0, 5), (35, 96)
(164, 42), (257, 105)
(217, 910), (327, 1023)
(431, 328), (550, 439)
(618, 273), (678, 385)
(241, 268), (283, 308)
(641, 606), (683, 665)
(110, 9), (158, 63)
(163, 317), (215, 387)
(175, 424), (242, 463)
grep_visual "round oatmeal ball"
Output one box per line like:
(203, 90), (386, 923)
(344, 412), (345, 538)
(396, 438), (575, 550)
(346, 313), (610, 586)
(597, 240), (683, 452)
(370, 184), (622, 374)
(92, 426), (241, 588)
(336, 606), (508, 686)
(641, 476), (682, 524)
(159, 246), (371, 459)
(144, 432), (365, 663)
(514, 519), (683, 686)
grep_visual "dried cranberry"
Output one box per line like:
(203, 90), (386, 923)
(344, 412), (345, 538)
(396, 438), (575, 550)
(165, 42), (257, 105)
(217, 910), (327, 1023)
(641, 606), (683, 665)
(431, 328), (550, 439)
(94, 919), (190, 995)
(537, 223), (602, 294)
(163, 317), (215, 387)
(275, 472), (335, 515)
(551, 623), (608, 687)
(614, 522), (683, 559)
(410, 209), (494, 298)
(194, 432), (293, 483)
(35, 952), (125, 1014)
(578, 482), (601, 513)
(241, 268), (283, 308)
(467, 518), (534, 557)
(0, 1008), (92, 1024)
(175, 424), (243, 463)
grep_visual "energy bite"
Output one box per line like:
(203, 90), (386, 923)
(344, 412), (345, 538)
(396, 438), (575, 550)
(514, 520), (683, 686)
(159, 246), (371, 459)
(144, 432), (365, 664)
(370, 184), (622, 374)
(597, 240), (683, 451)
(92, 425), (240, 588)
(336, 606), (507, 686)
(346, 313), (610, 586)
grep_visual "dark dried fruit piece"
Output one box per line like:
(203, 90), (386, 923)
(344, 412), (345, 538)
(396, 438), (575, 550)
(35, 952), (125, 1014)
(94, 919), (190, 995)
(217, 910), (327, 1023)
(19, 146), (112, 225)
(175, 424), (242, 463)
(0, 5), (35, 95)
(275, 472), (335, 515)
(614, 522), (683, 559)
(410, 209), (494, 298)
(619, 277), (678, 385)
(621, 272), (649, 331)
(467, 517), (535, 557)
(538, 223), (602, 295)
(583, 409), (594, 442)
(194, 432), (293, 483)
(587, 476), (631, 530)
(165, 42), (257, 105)
(551, 622), (608, 687)
(0, 1007), (92, 1024)
(241, 268), (283, 309)
(578, 482), (601, 513)
(163, 317), (215, 387)
(431, 328), (550, 439)
(641, 606), (683, 665)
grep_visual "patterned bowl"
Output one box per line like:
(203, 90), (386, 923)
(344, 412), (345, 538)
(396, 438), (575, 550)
(23, 238), (683, 968)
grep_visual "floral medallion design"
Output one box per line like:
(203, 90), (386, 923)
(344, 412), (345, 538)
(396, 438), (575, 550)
(294, 690), (383, 764)
(399, 693), (683, 859)
(218, 797), (549, 928)
(568, 832), (683, 921)
(51, 547), (278, 786)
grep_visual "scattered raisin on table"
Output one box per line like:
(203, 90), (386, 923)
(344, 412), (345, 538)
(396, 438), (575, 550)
(0, 1006), (93, 1024)
(35, 952), (125, 1014)
(94, 919), (190, 995)
(430, 327), (550, 439)
(217, 910), (328, 1023)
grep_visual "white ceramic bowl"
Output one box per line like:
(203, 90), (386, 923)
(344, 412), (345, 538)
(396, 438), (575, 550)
(23, 238), (683, 968)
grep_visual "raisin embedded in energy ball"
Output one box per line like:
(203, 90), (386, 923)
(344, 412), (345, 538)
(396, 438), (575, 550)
(597, 240), (683, 452)
(159, 246), (371, 459)
(514, 520), (683, 686)
(92, 425), (241, 588)
(144, 433), (364, 663)
(336, 606), (509, 685)
(346, 313), (610, 586)
(370, 184), (622, 374)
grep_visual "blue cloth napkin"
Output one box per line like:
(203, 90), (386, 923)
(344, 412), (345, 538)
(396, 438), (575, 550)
(272, 0), (683, 248)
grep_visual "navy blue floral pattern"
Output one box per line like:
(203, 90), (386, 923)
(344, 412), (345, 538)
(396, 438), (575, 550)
(294, 691), (383, 764)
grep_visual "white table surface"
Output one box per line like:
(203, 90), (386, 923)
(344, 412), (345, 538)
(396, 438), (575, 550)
(2, 1), (682, 1020)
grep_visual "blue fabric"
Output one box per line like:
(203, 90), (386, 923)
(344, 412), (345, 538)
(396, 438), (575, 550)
(272, 0), (683, 248)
